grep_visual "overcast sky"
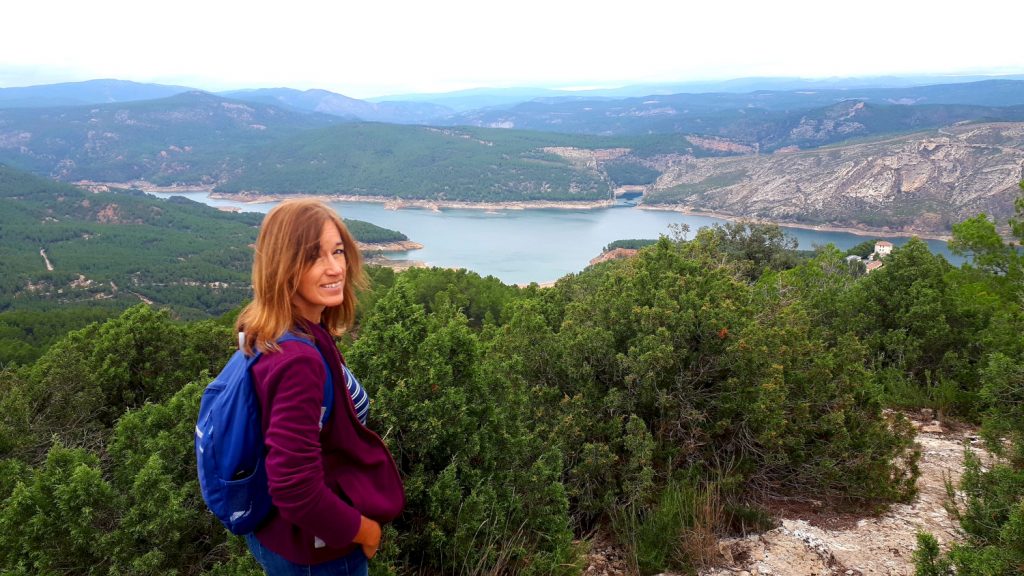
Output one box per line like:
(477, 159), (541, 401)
(2, 0), (1022, 98)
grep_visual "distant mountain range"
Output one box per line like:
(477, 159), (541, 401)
(0, 79), (195, 108)
(5, 75), (1024, 125)
(2, 76), (1024, 234)
(0, 91), (342, 183)
(0, 80), (456, 124)
(453, 80), (1024, 139)
(218, 88), (455, 124)
(366, 74), (1024, 109)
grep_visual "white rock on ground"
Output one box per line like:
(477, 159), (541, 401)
(582, 423), (984, 576)
(700, 429), (978, 576)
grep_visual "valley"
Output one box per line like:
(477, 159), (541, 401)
(2, 79), (1024, 236)
(1, 73), (1023, 576)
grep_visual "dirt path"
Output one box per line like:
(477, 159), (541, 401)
(700, 423), (978, 576)
(39, 248), (53, 271)
(130, 291), (154, 305)
(582, 419), (981, 576)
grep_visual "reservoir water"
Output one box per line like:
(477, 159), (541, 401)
(152, 192), (960, 285)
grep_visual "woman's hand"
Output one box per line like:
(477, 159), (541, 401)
(354, 515), (381, 559)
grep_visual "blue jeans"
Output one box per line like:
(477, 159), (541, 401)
(245, 533), (369, 576)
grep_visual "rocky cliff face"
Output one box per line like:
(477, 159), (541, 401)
(646, 122), (1024, 235)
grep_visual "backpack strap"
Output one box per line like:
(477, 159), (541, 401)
(277, 333), (334, 429)
(246, 332), (334, 429)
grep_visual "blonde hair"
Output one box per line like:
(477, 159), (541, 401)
(236, 199), (366, 355)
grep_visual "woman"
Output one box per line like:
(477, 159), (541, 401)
(236, 199), (405, 575)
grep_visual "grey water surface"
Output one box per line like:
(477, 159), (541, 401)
(152, 192), (959, 285)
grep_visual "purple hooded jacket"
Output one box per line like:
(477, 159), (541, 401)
(250, 322), (405, 565)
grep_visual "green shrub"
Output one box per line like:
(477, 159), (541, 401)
(448, 234), (922, 558)
(0, 444), (118, 575)
(612, 475), (723, 575)
(0, 305), (231, 462)
(913, 532), (951, 576)
(346, 279), (579, 575)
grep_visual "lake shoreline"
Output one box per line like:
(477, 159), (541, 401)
(210, 190), (955, 242)
(129, 183), (962, 284)
(358, 240), (424, 253)
(91, 181), (955, 242)
(638, 204), (954, 242)
(209, 191), (615, 211)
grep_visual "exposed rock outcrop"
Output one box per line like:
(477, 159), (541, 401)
(589, 248), (639, 266)
(542, 147), (632, 170)
(357, 240), (424, 253)
(700, 425), (984, 576)
(583, 420), (987, 576)
(647, 123), (1024, 236)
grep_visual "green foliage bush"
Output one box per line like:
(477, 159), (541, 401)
(0, 305), (231, 462)
(851, 238), (1004, 417)
(547, 238), (915, 512)
(0, 444), (117, 575)
(395, 267), (520, 328)
(106, 381), (253, 575)
(913, 532), (952, 576)
(0, 305), (254, 575)
(4, 205), (1022, 575)
(0, 382), (260, 576)
(611, 474), (722, 575)
(913, 183), (1024, 575)
(687, 221), (801, 280)
(346, 280), (578, 575)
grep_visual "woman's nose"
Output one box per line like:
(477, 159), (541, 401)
(327, 258), (345, 274)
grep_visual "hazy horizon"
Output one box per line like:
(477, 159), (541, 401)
(3, 0), (1023, 99)
(3, 70), (1024, 102)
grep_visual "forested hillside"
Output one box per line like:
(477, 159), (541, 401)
(215, 124), (614, 201)
(0, 92), (341, 183)
(2, 83), (1023, 233)
(0, 186), (1019, 575)
(0, 164), (408, 364)
(0, 95), (623, 202)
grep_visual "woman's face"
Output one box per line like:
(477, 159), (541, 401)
(292, 220), (347, 324)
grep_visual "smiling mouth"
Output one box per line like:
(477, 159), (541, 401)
(321, 282), (341, 289)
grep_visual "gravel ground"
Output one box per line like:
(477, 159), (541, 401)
(583, 415), (983, 576)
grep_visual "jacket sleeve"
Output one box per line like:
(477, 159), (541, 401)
(258, 343), (362, 548)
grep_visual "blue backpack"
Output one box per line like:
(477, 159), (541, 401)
(195, 333), (334, 535)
